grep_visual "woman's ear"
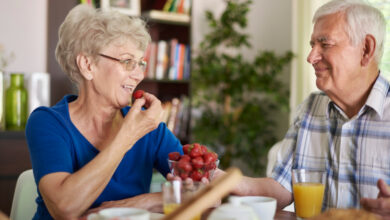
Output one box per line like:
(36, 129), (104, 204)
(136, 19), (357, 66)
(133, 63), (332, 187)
(361, 34), (376, 66)
(76, 53), (94, 81)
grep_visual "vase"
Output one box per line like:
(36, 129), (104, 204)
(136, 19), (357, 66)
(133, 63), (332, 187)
(5, 73), (28, 130)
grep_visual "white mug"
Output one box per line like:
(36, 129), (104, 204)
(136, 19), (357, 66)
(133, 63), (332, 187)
(228, 196), (277, 220)
(207, 203), (259, 220)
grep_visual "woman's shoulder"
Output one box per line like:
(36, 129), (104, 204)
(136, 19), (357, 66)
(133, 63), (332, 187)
(27, 95), (75, 127)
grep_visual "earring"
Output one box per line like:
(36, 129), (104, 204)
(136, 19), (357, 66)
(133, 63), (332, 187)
(86, 74), (93, 80)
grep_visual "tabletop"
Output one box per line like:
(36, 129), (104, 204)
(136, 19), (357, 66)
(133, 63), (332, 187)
(200, 208), (295, 220)
(82, 207), (296, 220)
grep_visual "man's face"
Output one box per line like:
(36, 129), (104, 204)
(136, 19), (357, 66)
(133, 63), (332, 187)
(307, 12), (364, 97)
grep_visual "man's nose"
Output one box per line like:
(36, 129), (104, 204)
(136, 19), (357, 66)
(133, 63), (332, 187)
(307, 47), (321, 64)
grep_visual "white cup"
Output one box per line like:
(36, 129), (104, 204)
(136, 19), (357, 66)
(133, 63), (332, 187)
(94, 207), (150, 220)
(228, 196), (277, 220)
(207, 203), (258, 220)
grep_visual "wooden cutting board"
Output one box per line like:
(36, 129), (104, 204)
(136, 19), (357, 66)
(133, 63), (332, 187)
(161, 167), (243, 220)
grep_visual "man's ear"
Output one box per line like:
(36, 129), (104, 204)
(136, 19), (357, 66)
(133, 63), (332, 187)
(76, 53), (94, 80)
(361, 34), (376, 66)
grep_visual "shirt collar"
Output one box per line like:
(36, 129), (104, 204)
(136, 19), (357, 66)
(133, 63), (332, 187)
(326, 73), (390, 120)
(364, 74), (389, 119)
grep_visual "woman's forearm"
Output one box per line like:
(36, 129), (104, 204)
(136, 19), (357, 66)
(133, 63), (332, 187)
(40, 138), (134, 219)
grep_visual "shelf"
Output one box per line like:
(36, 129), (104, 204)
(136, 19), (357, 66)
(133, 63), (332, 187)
(143, 79), (190, 84)
(142, 10), (190, 26)
(0, 130), (25, 139)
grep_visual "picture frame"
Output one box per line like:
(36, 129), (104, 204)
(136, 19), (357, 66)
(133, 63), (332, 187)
(100, 0), (140, 16)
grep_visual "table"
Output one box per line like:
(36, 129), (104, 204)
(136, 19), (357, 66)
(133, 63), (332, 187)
(200, 208), (295, 220)
(81, 207), (296, 220)
(274, 210), (296, 220)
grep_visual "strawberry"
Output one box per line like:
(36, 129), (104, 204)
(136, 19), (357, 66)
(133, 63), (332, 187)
(200, 145), (208, 155)
(168, 152), (181, 161)
(190, 170), (203, 181)
(211, 152), (218, 161)
(203, 152), (217, 164)
(180, 172), (189, 179)
(190, 144), (202, 158)
(182, 144), (192, 155)
(132, 90), (144, 100)
(203, 171), (210, 179)
(178, 159), (192, 172)
(205, 162), (217, 171)
(191, 156), (204, 169)
(180, 154), (191, 162)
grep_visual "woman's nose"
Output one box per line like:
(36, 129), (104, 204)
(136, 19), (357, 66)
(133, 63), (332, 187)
(131, 68), (145, 81)
(307, 46), (321, 64)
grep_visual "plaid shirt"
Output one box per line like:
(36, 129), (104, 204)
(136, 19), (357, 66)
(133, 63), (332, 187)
(271, 74), (390, 209)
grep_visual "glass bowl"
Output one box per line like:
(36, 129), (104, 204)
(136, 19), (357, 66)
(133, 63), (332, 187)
(168, 159), (220, 182)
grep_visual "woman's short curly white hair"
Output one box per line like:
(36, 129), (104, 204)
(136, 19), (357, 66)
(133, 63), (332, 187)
(55, 4), (151, 86)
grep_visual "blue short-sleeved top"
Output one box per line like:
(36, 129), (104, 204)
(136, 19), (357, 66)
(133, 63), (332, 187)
(26, 95), (183, 220)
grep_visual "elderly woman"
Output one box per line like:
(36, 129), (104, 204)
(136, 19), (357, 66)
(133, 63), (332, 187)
(25, 4), (183, 220)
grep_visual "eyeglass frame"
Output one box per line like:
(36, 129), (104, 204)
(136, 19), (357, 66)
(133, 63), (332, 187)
(98, 53), (147, 72)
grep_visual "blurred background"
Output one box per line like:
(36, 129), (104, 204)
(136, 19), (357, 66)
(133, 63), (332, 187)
(0, 0), (388, 216)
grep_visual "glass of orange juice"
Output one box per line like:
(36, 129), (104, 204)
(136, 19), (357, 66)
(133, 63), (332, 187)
(292, 169), (326, 219)
(162, 180), (204, 220)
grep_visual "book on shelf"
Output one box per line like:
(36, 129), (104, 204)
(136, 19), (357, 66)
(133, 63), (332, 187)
(177, 44), (186, 80)
(163, 0), (191, 14)
(183, 45), (191, 80)
(167, 38), (178, 79)
(146, 42), (157, 79)
(145, 39), (190, 81)
(174, 95), (190, 139)
(155, 40), (169, 80)
(162, 95), (190, 139)
(167, 97), (180, 131)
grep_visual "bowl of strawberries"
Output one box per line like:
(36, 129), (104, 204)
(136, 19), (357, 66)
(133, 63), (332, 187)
(168, 143), (219, 182)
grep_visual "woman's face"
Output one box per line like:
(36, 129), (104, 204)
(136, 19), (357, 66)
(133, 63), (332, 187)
(92, 40), (145, 108)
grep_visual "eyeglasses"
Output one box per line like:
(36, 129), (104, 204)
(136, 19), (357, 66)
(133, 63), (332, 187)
(99, 53), (147, 72)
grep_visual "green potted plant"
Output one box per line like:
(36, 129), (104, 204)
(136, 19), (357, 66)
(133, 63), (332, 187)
(191, 0), (293, 175)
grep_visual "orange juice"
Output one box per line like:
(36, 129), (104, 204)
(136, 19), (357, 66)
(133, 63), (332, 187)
(163, 203), (201, 220)
(293, 182), (325, 218)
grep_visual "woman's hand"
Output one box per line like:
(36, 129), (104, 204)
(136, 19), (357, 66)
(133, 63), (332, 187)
(118, 92), (164, 150)
(166, 173), (212, 184)
(361, 179), (390, 219)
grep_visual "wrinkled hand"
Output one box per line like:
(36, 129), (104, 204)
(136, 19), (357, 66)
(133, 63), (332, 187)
(120, 92), (164, 149)
(166, 169), (225, 207)
(166, 173), (210, 184)
(361, 179), (390, 219)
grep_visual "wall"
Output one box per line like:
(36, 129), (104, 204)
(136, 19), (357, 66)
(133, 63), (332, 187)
(0, 0), (48, 73)
(192, 0), (293, 139)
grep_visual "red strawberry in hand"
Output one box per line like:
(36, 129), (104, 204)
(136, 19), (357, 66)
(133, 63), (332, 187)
(132, 90), (144, 100)
(168, 152), (181, 161)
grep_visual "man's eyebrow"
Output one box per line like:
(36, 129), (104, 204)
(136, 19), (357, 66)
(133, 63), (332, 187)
(310, 36), (330, 46)
(317, 36), (329, 42)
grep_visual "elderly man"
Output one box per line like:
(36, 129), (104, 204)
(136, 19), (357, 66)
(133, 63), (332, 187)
(223, 0), (390, 218)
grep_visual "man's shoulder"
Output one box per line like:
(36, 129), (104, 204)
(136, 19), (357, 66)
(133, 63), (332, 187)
(295, 91), (330, 116)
